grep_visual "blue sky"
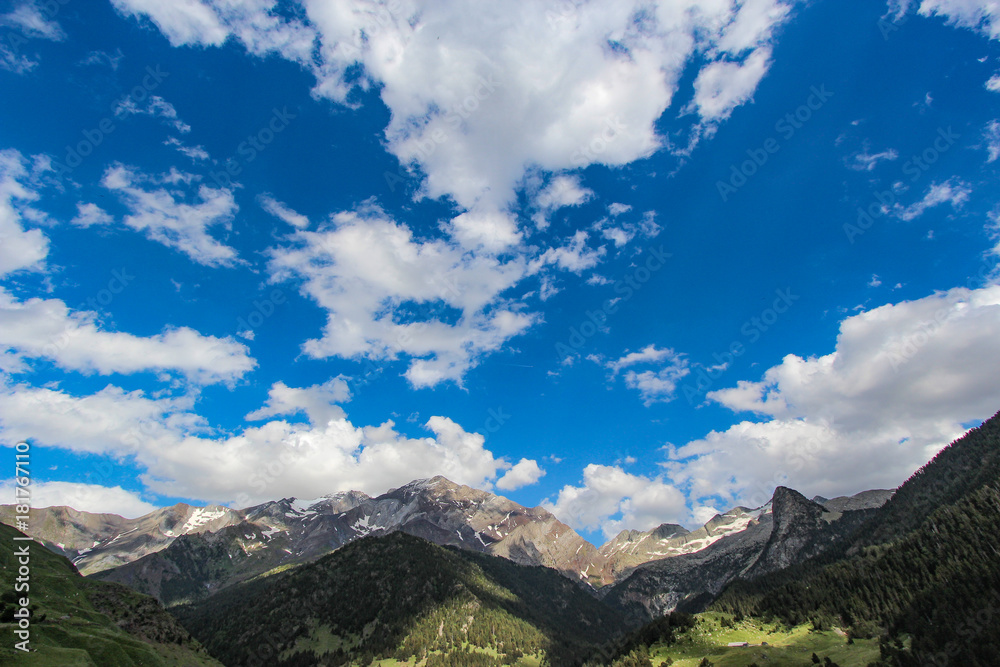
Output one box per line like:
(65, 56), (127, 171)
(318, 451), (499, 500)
(1, 0), (999, 545)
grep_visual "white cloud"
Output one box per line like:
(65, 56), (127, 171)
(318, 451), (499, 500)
(0, 2), (66, 41)
(535, 230), (605, 274)
(667, 284), (1000, 509)
(258, 193), (309, 229)
(101, 163), (239, 266)
(71, 202), (113, 227)
(268, 207), (535, 388)
(605, 345), (690, 405)
(531, 176), (593, 230)
(917, 0), (1000, 40)
(986, 73), (1000, 91)
(608, 203), (633, 216)
(849, 148), (899, 171)
(115, 95), (191, 133)
(0, 382), (515, 507)
(496, 458), (545, 491)
(594, 210), (661, 248)
(545, 464), (686, 538)
(110, 0), (230, 47)
(0, 383), (201, 457)
(0, 290), (255, 384)
(607, 344), (677, 374)
(164, 136), (210, 161)
(0, 149), (49, 278)
(0, 44), (36, 75)
(113, 0), (792, 228)
(893, 178), (971, 221)
(445, 208), (522, 254)
(245, 378), (351, 426)
(0, 480), (158, 518)
(690, 47), (772, 121)
(984, 120), (1000, 162)
(624, 365), (691, 406)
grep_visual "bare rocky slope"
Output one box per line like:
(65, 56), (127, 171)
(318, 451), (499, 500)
(85, 476), (608, 605)
(599, 486), (887, 622)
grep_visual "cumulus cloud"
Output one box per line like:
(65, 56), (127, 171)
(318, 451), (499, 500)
(607, 344), (677, 374)
(269, 207), (535, 388)
(535, 230), (606, 274)
(496, 458), (545, 491)
(0, 290), (255, 384)
(104, 0), (797, 386)
(666, 284), (1000, 509)
(0, 150), (49, 278)
(445, 208), (522, 254)
(530, 175), (594, 229)
(690, 47), (772, 121)
(245, 378), (351, 426)
(0, 480), (158, 518)
(112, 0), (793, 237)
(605, 344), (690, 405)
(0, 382), (515, 507)
(101, 163), (239, 266)
(71, 202), (114, 227)
(545, 464), (686, 538)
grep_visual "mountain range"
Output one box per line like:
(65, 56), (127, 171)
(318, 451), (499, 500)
(1, 475), (892, 611)
(3, 410), (997, 665)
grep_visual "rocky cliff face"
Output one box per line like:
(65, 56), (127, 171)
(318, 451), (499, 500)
(599, 486), (883, 621)
(595, 505), (772, 582)
(812, 489), (894, 513)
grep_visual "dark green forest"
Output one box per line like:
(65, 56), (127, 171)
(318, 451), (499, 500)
(711, 411), (1000, 666)
(172, 531), (627, 667)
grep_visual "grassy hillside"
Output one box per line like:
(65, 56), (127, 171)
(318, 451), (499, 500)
(0, 521), (222, 666)
(172, 531), (628, 667)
